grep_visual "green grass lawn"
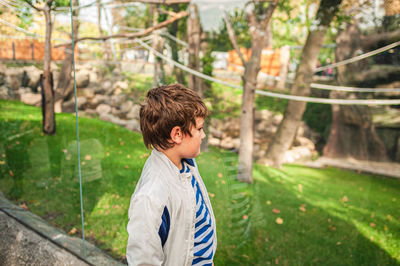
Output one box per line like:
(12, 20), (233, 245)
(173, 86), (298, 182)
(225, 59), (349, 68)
(0, 100), (399, 265)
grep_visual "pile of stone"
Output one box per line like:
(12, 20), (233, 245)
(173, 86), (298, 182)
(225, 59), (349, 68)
(0, 62), (320, 164)
(208, 110), (320, 164)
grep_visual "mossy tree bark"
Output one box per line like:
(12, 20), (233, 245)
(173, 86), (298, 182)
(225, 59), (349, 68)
(265, 0), (342, 168)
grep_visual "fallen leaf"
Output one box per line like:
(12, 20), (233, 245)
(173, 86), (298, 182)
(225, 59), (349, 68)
(386, 214), (392, 221)
(20, 202), (29, 210)
(275, 217), (283, 224)
(217, 173), (223, 178)
(242, 254), (249, 259)
(299, 206), (306, 212)
(85, 155), (91, 160)
(266, 200), (271, 205)
(298, 184), (303, 193)
(272, 208), (281, 214)
(81, 161), (86, 166)
(243, 214), (248, 220)
(370, 236), (374, 241)
(15, 141), (19, 145)
(124, 165), (129, 169)
(337, 241), (341, 246)
(62, 149), (67, 153)
(384, 225), (388, 231)
(359, 187), (363, 191)
(120, 141), (125, 146)
(1, 154), (5, 158)
(265, 237), (269, 242)
(209, 193), (215, 198)
(0, 161), (4, 165)
(328, 218), (331, 223)
(392, 198), (396, 202)
(106, 152), (110, 156)
(371, 213), (375, 218)
(370, 223), (376, 227)
(68, 227), (77, 235)
(221, 180), (226, 184)
(342, 196), (348, 202)
(275, 258), (279, 264)
(9, 170), (14, 177)
(127, 154), (131, 159)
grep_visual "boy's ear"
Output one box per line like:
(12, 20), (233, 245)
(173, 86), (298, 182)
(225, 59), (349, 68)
(170, 126), (184, 144)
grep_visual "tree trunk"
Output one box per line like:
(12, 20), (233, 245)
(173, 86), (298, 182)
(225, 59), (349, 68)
(323, 23), (388, 161)
(42, 5), (55, 134)
(97, 0), (109, 59)
(152, 6), (165, 87)
(276, 45), (290, 90)
(55, 0), (80, 112)
(169, 4), (185, 85)
(265, 0), (342, 168)
(187, 3), (202, 96)
(236, 1), (279, 182)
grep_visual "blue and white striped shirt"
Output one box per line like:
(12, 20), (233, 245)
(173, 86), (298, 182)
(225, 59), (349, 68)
(181, 160), (214, 266)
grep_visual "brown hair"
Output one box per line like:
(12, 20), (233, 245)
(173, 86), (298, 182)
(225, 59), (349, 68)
(140, 84), (209, 150)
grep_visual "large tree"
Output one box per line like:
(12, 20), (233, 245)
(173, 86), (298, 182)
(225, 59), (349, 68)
(225, 0), (279, 183)
(323, 2), (400, 161)
(265, 0), (343, 168)
(24, 0), (69, 135)
(55, 0), (80, 112)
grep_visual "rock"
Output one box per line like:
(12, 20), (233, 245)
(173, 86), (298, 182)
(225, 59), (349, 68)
(396, 138), (400, 162)
(5, 68), (23, 90)
(210, 118), (224, 132)
(0, 63), (6, 85)
(99, 113), (127, 127)
(22, 65), (41, 90)
(92, 94), (110, 105)
(75, 70), (90, 88)
(62, 99), (75, 113)
(100, 80), (112, 94)
(20, 93), (41, 106)
(209, 127), (223, 139)
(222, 117), (240, 138)
(282, 146), (314, 164)
(293, 136), (315, 150)
(96, 104), (112, 115)
(17, 87), (31, 96)
(124, 120), (140, 132)
(83, 109), (97, 118)
(0, 85), (9, 100)
(120, 100), (133, 114)
(126, 104), (141, 120)
(208, 137), (221, 146)
(82, 88), (95, 98)
(272, 113), (283, 125)
(220, 137), (240, 150)
(110, 94), (127, 108)
(112, 81), (128, 95)
(255, 109), (273, 123)
(77, 96), (87, 110)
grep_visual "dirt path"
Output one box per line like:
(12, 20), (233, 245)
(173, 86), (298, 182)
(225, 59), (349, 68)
(305, 157), (400, 179)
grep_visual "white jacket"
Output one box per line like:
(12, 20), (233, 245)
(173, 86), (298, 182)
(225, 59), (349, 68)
(126, 149), (217, 266)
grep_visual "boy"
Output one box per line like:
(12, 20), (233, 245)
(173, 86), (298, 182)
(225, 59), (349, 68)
(126, 84), (217, 266)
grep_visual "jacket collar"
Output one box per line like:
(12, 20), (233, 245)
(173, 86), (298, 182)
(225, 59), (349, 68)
(151, 149), (192, 181)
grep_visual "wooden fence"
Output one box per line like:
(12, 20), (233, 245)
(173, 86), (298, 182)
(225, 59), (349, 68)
(227, 47), (281, 76)
(0, 39), (77, 61)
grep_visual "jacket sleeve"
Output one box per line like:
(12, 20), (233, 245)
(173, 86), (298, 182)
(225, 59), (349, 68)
(126, 194), (164, 266)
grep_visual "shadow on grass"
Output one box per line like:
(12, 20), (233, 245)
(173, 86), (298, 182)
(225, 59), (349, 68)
(198, 150), (400, 265)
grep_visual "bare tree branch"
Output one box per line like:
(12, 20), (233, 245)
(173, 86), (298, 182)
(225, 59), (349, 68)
(54, 10), (188, 47)
(133, 0), (190, 4)
(157, 8), (178, 16)
(223, 11), (246, 66)
(22, 0), (43, 12)
(260, 0), (279, 27)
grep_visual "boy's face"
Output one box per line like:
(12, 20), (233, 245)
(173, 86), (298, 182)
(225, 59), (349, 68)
(180, 117), (206, 159)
